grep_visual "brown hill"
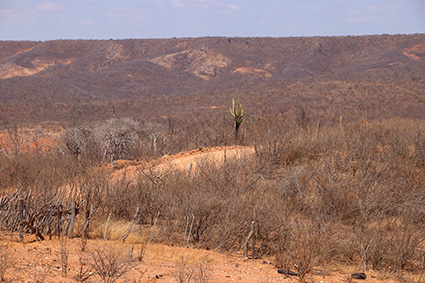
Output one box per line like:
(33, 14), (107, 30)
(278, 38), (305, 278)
(0, 34), (424, 124)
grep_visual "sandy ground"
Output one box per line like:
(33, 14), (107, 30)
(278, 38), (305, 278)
(114, 145), (255, 178)
(154, 145), (255, 171)
(0, 234), (402, 283)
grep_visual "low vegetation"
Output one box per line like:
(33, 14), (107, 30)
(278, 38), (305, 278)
(0, 114), (425, 282)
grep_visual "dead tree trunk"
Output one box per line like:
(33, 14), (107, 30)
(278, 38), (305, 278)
(57, 204), (62, 237)
(68, 201), (76, 238)
(18, 199), (24, 242)
(123, 207), (139, 243)
(243, 219), (255, 257)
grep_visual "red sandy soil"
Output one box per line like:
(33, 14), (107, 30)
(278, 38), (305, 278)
(114, 145), (255, 176)
(0, 233), (402, 283)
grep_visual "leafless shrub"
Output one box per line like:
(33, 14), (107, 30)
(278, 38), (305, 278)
(61, 124), (100, 162)
(142, 123), (166, 157)
(172, 256), (211, 283)
(173, 255), (211, 283)
(388, 223), (423, 272)
(356, 218), (424, 272)
(32, 252), (51, 283)
(135, 242), (146, 263)
(59, 235), (70, 277)
(0, 245), (14, 282)
(73, 256), (94, 282)
(295, 105), (311, 128)
(0, 123), (38, 160)
(411, 122), (425, 167)
(85, 244), (138, 283)
(95, 117), (140, 168)
(277, 220), (329, 282)
(252, 118), (291, 169)
(252, 118), (317, 174)
(173, 257), (193, 283)
(416, 251), (425, 283)
(193, 256), (211, 283)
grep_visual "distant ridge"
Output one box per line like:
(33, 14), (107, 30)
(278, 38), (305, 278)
(0, 34), (424, 124)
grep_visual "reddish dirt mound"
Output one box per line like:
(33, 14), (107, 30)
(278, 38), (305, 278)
(114, 145), (255, 176)
(156, 145), (254, 171)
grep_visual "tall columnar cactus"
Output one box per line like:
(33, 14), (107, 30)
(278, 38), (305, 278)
(230, 98), (244, 142)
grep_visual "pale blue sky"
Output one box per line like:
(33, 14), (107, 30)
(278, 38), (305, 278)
(1, 0), (424, 40)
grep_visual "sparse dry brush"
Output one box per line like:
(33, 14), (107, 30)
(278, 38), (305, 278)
(1, 117), (425, 281)
(0, 245), (14, 282)
(173, 255), (211, 283)
(85, 243), (138, 283)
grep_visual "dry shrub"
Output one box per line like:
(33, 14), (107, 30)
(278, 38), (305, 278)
(268, 118), (425, 276)
(31, 252), (51, 283)
(131, 153), (260, 249)
(173, 256), (211, 283)
(1, 116), (425, 280)
(85, 243), (138, 283)
(411, 122), (425, 167)
(276, 219), (330, 282)
(0, 245), (14, 282)
(252, 118), (316, 171)
(356, 216), (424, 272)
(173, 257), (194, 283)
(74, 256), (94, 282)
(89, 117), (425, 278)
(192, 256), (212, 283)
(59, 235), (70, 277)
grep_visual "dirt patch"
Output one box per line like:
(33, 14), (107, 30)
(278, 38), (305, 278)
(0, 58), (74, 79)
(0, 233), (402, 282)
(403, 44), (425, 62)
(233, 67), (272, 77)
(156, 145), (254, 171)
(149, 48), (231, 80)
(114, 145), (255, 175)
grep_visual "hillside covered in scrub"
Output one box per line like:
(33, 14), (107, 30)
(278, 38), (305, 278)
(0, 34), (424, 124)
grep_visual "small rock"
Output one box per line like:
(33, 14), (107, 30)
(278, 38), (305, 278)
(351, 273), (367, 280)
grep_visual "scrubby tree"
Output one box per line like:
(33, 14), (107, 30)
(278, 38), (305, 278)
(95, 117), (139, 168)
(0, 122), (38, 159)
(143, 123), (164, 157)
(61, 125), (93, 161)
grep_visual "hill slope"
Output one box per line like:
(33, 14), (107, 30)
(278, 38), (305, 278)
(0, 34), (424, 124)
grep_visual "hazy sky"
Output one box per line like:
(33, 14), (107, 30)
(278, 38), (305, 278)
(1, 0), (424, 40)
